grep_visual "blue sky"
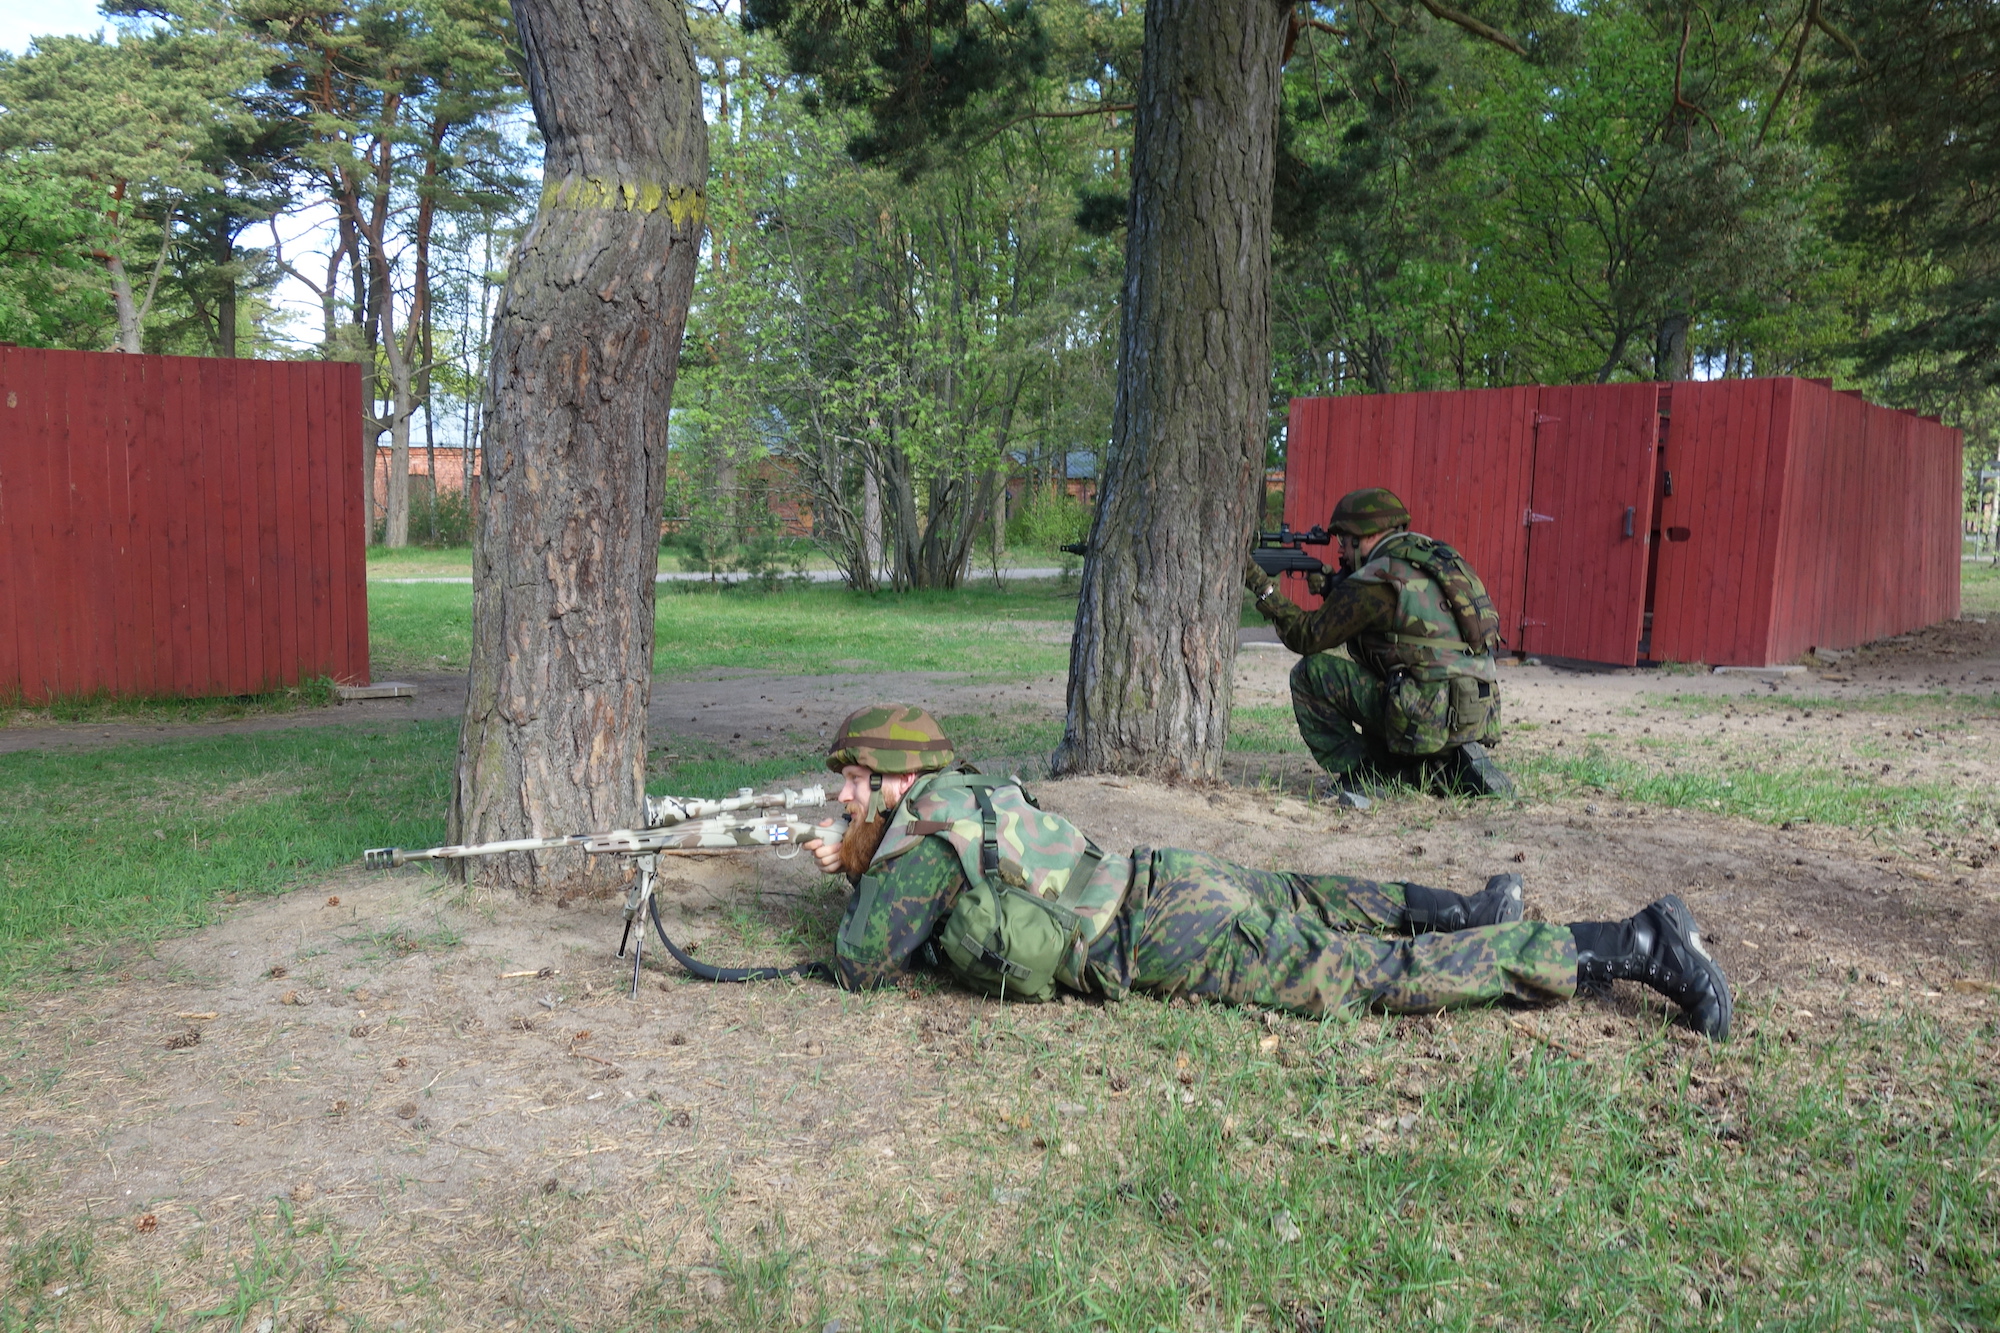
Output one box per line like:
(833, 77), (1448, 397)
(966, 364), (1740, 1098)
(0, 0), (112, 58)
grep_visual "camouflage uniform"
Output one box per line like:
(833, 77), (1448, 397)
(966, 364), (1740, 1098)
(1249, 501), (1504, 778)
(834, 774), (1576, 1015)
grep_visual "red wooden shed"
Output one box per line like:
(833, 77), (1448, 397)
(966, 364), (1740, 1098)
(1283, 378), (1962, 667)
(0, 346), (370, 704)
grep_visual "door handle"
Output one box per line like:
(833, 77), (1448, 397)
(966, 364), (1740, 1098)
(1623, 506), (1635, 538)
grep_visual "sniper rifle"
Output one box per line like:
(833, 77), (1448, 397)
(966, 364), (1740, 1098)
(363, 785), (846, 997)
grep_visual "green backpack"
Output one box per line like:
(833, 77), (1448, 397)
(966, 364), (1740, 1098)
(937, 783), (1106, 1001)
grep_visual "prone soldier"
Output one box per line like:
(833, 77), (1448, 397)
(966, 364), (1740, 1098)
(1244, 487), (1514, 798)
(801, 706), (1732, 1039)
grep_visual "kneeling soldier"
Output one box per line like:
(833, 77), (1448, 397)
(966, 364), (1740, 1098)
(802, 706), (1732, 1039)
(1244, 487), (1514, 798)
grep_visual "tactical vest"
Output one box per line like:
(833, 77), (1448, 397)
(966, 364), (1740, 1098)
(869, 773), (1131, 1000)
(1347, 532), (1502, 754)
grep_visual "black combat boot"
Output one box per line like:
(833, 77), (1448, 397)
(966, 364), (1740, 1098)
(1402, 873), (1525, 934)
(1447, 742), (1516, 798)
(1570, 895), (1733, 1040)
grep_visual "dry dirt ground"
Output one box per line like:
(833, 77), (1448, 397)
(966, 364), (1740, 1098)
(4, 617), (1999, 1328)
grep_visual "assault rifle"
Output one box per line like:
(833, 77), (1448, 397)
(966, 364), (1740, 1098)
(1251, 524), (1341, 581)
(363, 785), (845, 997)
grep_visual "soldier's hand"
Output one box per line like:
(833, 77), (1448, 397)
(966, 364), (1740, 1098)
(803, 837), (843, 875)
(1244, 553), (1277, 599)
(1304, 567), (1331, 597)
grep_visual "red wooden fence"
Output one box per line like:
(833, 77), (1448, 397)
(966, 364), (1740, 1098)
(0, 347), (369, 704)
(1286, 388), (1538, 646)
(1286, 378), (1962, 667)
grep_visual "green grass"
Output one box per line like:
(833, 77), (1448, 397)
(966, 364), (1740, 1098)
(367, 579), (1083, 677)
(1510, 740), (2000, 838)
(1962, 561), (2000, 617)
(367, 583), (478, 673)
(737, 1002), (1999, 1332)
(364, 544), (474, 579)
(0, 722), (454, 986)
(0, 677), (340, 729)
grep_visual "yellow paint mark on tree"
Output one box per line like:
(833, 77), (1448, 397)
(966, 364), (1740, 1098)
(540, 174), (705, 227)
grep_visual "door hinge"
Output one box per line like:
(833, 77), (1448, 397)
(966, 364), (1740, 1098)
(1535, 413), (1561, 426)
(1523, 509), (1555, 525)
(1519, 617), (1548, 628)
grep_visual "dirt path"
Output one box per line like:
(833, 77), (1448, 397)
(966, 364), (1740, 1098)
(4, 613), (1993, 760)
(6, 767), (1997, 1327)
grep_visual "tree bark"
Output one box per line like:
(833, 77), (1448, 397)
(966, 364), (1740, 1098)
(449, 0), (707, 895)
(1050, 0), (1288, 781)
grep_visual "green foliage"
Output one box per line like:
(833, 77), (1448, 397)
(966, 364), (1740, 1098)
(0, 22), (269, 351)
(1272, 0), (1842, 398)
(683, 13), (1122, 591)
(1815, 0), (2000, 399)
(0, 159), (110, 346)
(1005, 485), (1091, 553)
(372, 486), (473, 548)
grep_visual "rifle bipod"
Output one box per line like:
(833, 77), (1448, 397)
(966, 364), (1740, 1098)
(617, 854), (832, 995)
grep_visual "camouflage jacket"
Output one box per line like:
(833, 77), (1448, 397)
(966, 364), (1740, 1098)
(1347, 532), (1501, 683)
(833, 839), (1244, 1001)
(835, 774), (1134, 993)
(1346, 532), (1501, 753)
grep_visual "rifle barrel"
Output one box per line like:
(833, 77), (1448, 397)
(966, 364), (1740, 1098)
(364, 813), (846, 870)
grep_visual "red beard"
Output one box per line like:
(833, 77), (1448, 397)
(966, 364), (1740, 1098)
(837, 808), (890, 879)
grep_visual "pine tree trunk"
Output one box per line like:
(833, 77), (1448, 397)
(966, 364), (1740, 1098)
(383, 336), (414, 548)
(448, 0), (707, 895)
(104, 254), (143, 354)
(1050, 0), (1288, 780)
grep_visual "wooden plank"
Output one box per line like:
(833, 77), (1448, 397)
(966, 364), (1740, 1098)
(209, 358), (251, 694)
(303, 365), (335, 674)
(273, 361), (306, 685)
(160, 358), (201, 695)
(0, 347), (39, 701)
(1749, 381), (1787, 662)
(334, 361), (370, 684)
(46, 350), (90, 698)
(188, 353), (226, 694)
(103, 354), (144, 696)
(129, 356), (170, 696)
(246, 359), (281, 688)
(1764, 380), (1814, 661)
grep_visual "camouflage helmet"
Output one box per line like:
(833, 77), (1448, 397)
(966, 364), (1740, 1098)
(1328, 487), (1412, 537)
(826, 705), (955, 775)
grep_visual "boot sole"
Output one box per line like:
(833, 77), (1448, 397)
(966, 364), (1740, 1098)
(1456, 742), (1517, 799)
(1652, 894), (1734, 1040)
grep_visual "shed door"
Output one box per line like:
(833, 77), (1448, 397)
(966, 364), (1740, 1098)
(1519, 383), (1663, 665)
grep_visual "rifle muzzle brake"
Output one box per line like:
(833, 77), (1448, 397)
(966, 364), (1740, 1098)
(363, 848), (404, 870)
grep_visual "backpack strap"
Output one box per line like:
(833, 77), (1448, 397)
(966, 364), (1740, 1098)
(973, 785), (1004, 879)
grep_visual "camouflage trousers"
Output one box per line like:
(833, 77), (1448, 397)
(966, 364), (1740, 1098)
(1290, 651), (1406, 774)
(1128, 848), (1577, 1017)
